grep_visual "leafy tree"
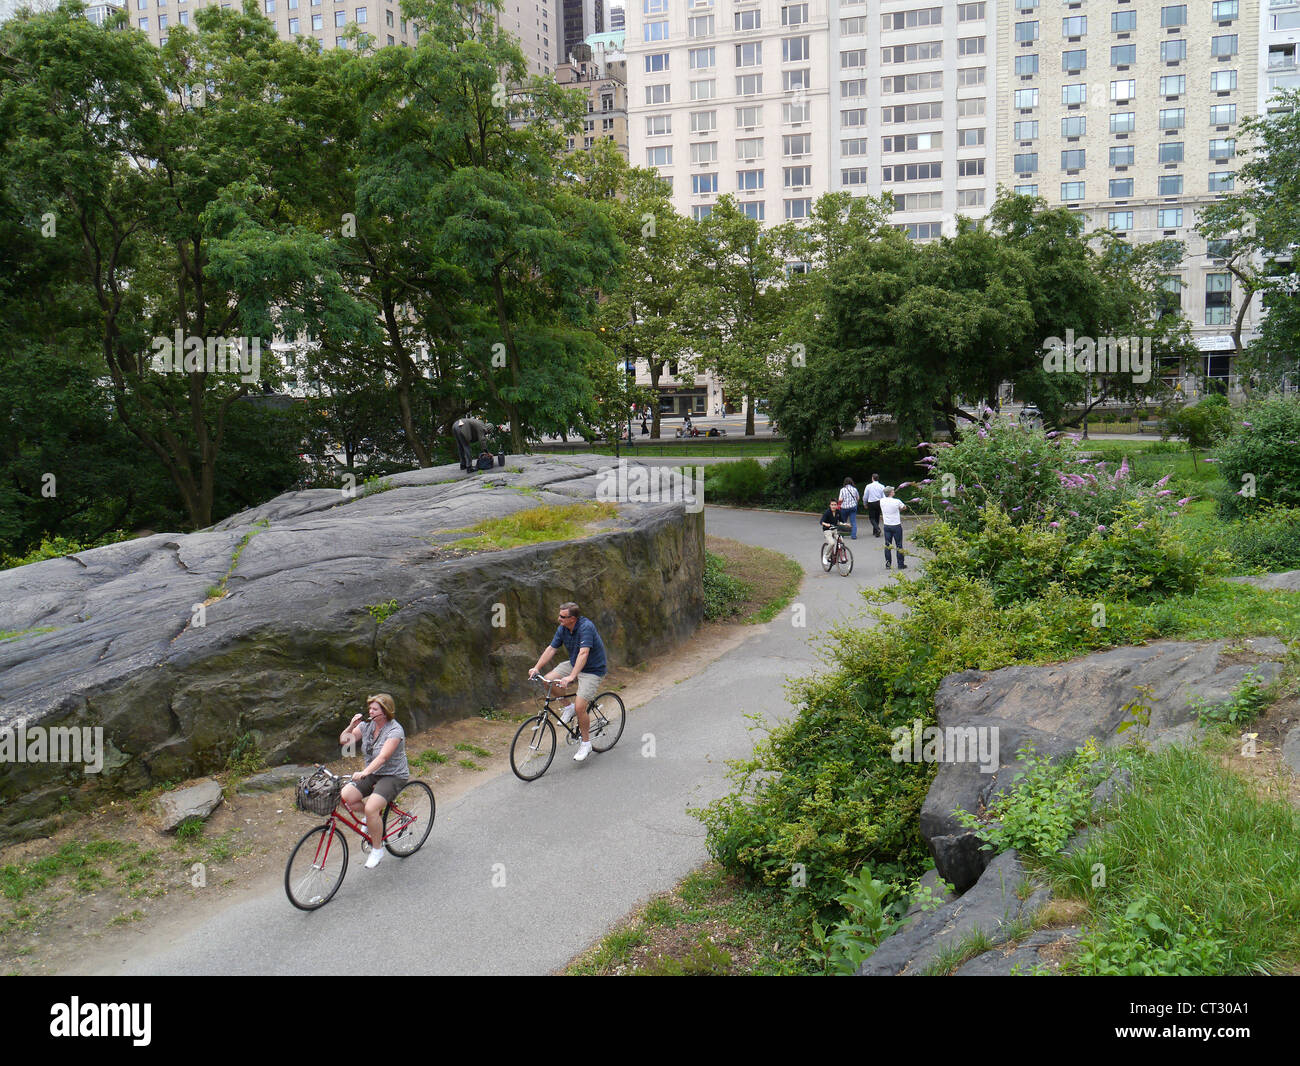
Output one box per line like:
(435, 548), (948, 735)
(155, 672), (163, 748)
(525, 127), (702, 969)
(1197, 89), (1300, 391)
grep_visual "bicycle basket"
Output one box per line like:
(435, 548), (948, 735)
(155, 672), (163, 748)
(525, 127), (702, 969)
(295, 768), (342, 816)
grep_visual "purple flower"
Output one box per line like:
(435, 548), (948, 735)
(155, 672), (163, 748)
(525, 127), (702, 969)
(1097, 525), (1107, 532)
(1012, 506), (1022, 512)
(1069, 510), (1079, 517)
(1049, 521), (1060, 528)
(1242, 422), (1252, 427)
(1157, 490), (1173, 497)
(1154, 474), (1172, 487)
(1176, 496), (1193, 506)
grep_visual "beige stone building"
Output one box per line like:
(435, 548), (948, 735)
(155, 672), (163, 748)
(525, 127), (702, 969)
(556, 48), (629, 155)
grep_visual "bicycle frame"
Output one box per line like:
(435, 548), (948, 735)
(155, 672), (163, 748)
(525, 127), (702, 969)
(310, 792), (418, 864)
(532, 679), (607, 743)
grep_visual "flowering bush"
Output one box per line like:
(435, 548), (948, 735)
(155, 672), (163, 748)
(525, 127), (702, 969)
(908, 416), (1191, 539)
(1213, 396), (1300, 518)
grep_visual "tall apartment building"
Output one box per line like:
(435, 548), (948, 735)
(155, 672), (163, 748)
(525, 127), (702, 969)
(995, 0), (1268, 384)
(625, 1), (994, 234)
(1260, 0), (1300, 109)
(124, 0), (558, 74)
(608, 0), (625, 30)
(556, 49), (629, 155)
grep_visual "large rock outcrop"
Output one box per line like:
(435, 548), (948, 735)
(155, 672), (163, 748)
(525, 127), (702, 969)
(0, 457), (704, 842)
(920, 636), (1290, 893)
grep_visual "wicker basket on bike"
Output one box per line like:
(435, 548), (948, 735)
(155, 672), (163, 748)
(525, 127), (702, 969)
(295, 767), (342, 816)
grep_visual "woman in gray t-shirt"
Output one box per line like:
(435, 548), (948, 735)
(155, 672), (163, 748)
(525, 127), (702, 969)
(338, 693), (410, 868)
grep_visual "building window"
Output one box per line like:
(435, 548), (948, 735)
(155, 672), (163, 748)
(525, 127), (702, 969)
(646, 115), (672, 136)
(645, 84), (670, 105)
(1109, 112), (1135, 133)
(783, 36), (809, 62)
(1212, 0), (1237, 20)
(1160, 75), (1185, 95)
(646, 146), (672, 166)
(645, 53), (670, 72)
(643, 19), (668, 41)
(691, 142), (718, 163)
(1158, 141), (1183, 163)
(1108, 211), (1134, 230)
(690, 80), (715, 100)
(1014, 88), (1040, 109)
(882, 7), (943, 30)
(958, 127), (985, 146)
(289, 16), (299, 30)
(1209, 138), (1236, 161)
(1110, 44), (1135, 66)
(1014, 184), (1039, 197)
(355, 6), (365, 22)
(784, 133), (811, 155)
(784, 166), (812, 188)
(734, 9), (760, 31)
(1161, 40), (1186, 63)
(739, 202), (765, 221)
(1211, 35), (1238, 57)
(1062, 16), (1086, 36)
(1112, 10), (1136, 31)
(882, 162), (943, 182)
(842, 167), (870, 185)
(1111, 79), (1135, 101)
(957, 158), (984, 177)
(841, 48), (868, 68)
(1016, 54), (1039, 75)
(840, 14), (865, 34)
(1061, 181), (1086, 201)
(785, 198), (813, 219)
(841, 108), (868, 127)
(335, 11), (345, 26)
(1061, 149), (1086, 170)
(1159, 208), (1184, 228)
(735, 74), (763, 96)
(312, 13), (322, 27)
(1210, 70), (1237, 91)
(1014, 152), (1039, 173)
(1209, 104), (1236, 125)
(784, 70), (810, 92)
(1061, 115), (1086, 137)
(688, 15), (713, 36)
(736, 137), (764, 160)
(1159, 108), (1185, 129)
(841, 137), (867, 156)
(687, 48), (712, 69)
(1015, 20), (1039, 42)
(1110, 178), (1134, 197)
(692, 173), (718, 194)
(690, 110), (717, 132)
(1208, 172), (1234, 192)
(736, 105), (762, 127)
(784, 4), (809, 27)
(883, 131), (942, 152)
(692, 206), (713, 221)
(785, 100), (810, 122)
(1160, 5), (1187, 28)
(736, 42), (762, 66)
(1014, 120), (1039, 140)
(958, 3), (985, 21)
(958, 36), (985, 56)
(842, 79), (869, 98)
(958, 99), (986, 117)
(1110, 145), (1134, 165)
(957, 188), (985, 207)
(1158, 174), (1184, 195)
(1205, 273), (1231, 325)
(958, 67), (986, 86)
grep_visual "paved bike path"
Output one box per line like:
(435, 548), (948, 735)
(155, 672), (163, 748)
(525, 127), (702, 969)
(100, 507), (916, 975)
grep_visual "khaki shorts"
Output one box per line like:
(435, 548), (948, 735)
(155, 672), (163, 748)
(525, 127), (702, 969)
(547, 668), (603, 702)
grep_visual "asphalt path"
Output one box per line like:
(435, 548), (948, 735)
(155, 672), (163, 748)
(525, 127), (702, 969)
(100, 506), (919, 976)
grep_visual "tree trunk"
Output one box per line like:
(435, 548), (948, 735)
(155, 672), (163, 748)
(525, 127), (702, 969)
(745, 390), (755, 436)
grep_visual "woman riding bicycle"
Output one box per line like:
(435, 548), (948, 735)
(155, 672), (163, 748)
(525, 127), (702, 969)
(338, 693), (409, 869)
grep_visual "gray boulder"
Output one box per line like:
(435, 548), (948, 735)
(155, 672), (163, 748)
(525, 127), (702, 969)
(1226, 570), (1300, 593)
(857, 850), (1049, 976)
(952, 927), (1083, 976)
(154, 778), (224, 831)
(921, 638), (1288, 891)
(235, 765), (316, 796)
(1281, 726), (1300, 777)
(0, 456), (704, 843)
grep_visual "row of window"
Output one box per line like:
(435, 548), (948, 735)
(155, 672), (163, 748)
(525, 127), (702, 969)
(1016, 54), (1239, 92)
(1015, 84), (1239, 116)
(645, 3), (984, 34)
(1014, 2), (1240, 24)
(1012, 36), (1238, 66)
(1012, 108), (1238, 140)
(1014, 147), (1234, 173)
(689, 200), (817, 222)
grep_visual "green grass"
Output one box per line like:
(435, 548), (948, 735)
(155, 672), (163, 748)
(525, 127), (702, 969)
(445, 501), (620, 551)
(1, 840), (133, 901)
(0, 626), (58, 642)
(1039, 745), (1300, 974)
(365, 599), (399, 624)
(410, 749), (448, 771)
(567, 863), (817, 976)
(454, 742), (492, 759)
(456, 758), (483, 771)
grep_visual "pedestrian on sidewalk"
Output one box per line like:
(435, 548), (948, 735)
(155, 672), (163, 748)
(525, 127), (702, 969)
(880, 486), (907, 570)
(864, 474), (885, 537)
(838, 478), (861, 539)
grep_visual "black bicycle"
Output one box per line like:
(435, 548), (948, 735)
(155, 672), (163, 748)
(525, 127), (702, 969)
(510, 676), (627, 781)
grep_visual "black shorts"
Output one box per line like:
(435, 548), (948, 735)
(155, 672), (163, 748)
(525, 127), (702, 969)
(348, 774), (406, 805)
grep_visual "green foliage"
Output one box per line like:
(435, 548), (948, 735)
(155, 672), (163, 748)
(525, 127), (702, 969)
(410, 749), (448, 771)
(1073, 897), (1232, 976)
(702, 551), (752, 621)
(954, 740), (1103, 859)
(224, 732), (266, 776)
(1163, 397), (1235, 455)
(454, 742), (492, 759)
(703, 459), (769, 505)
(1, 532), (130, 571)
(634, 935), (733, 976)
(809, 870), (895, 975)
(1188, 671), (1273, 730)
(1213, 395), (1300, 517)
(365, 599), (399, 624)
(174, 817), (205, 842)
(917, 503), (1218, 607)
(1218, 506), (1300, 572)
(446, 502), (619, 551)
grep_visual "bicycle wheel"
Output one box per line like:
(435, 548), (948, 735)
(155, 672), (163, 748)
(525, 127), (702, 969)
(510, 714), (556, 781)
(589, 692), (626, 753)
(384, 780), (435, 857)
(285, 823), (348, 911)
(821, 542), (834, 572)
(836, 543), (853, 576)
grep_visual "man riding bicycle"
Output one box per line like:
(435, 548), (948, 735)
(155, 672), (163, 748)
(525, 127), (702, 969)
(820, 498), (847, 550)
(528, 602), (608, 763)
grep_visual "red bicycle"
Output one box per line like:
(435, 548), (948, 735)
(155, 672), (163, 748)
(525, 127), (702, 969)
(285, 766), (435, 910)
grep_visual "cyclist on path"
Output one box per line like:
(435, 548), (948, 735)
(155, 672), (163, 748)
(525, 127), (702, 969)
(528, 603), (609, 763)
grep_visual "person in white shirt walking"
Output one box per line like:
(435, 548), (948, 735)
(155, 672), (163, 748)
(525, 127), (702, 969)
(838, 478), (861, 539)
(863, 475), (886, 538)
(880, 486), (907, 570)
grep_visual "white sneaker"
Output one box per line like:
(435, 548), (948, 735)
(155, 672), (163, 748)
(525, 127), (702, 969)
(559, 702), (576, 725)
(364, 845), (386, 869)
(573, 741), (593, 762)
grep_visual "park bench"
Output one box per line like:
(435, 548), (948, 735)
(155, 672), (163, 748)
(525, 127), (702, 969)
(1138, 420), (1164, 434)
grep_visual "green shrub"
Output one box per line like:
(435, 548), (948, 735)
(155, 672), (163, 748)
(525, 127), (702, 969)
(954, 740), (1103, 859)
(703, 551), (751, 620)
(2, 531), (131, 571)
(1214, 395), (1300, 517)
(1073, 896), (1233, 975)
(703, 459), (769, 505)
(1188, 670), (1273, 730)
(809, 870), (896, 975)
(1220, 506), (1300, 572)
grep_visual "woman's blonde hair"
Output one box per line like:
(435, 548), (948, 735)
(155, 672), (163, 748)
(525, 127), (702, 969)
(366, 693), (397, 721)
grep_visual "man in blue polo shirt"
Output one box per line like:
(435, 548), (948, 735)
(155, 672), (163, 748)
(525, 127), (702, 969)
(528, 602), (609, 763)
